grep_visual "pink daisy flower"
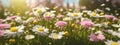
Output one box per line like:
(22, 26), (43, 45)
(55, 21), (67, 27)
(97, 34), (105, 40)
(10, 16), (17, 20)
(0, 24), (10, 29)
(80, 20), (94, 28)
(105, 15), (115, 19)
(89, 33), (105, 42)
(0, 30), (4, 37)
(89, 33), (99, 41)
(113, 17), (118, 21)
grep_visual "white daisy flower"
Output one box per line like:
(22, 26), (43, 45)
(87, 11), (92, 15)
(45, 7), (49, 10)
(67, 12), (83, 18)
(117, 33), (120, 38)
(15, 16), (22, 23)
(63, 17), (73, 21)
(43, 12), (55, 18)
(102, 22), (108, 28)
(107, 30), (114, 34)
(112, 24), (120, 28)
(105, 7), (111, 11)
(91, 27), (95, 30)
(4, 25), (25, 38)
(82, 10), (88, 13)
(49, 32), (64, 39)
(25, 17), (34, 23)
(96, 9), (102, 12)
(43, 12), (55, 21)
(89, 12), (100, 17)
(101, 4), (105, 6)
(81, 18), (90, 21)
(107, 30), (120, 38)
(33, 7), (46, 16)
(116, 13), (119, 16)
(32, 25), (49, 36)
(94, 24), (102, 27)
(118, 28), (120, 32)
(107, 30), (118, 36)
(95, 31), (103, 34)
(105, 40), (120, 45)
(112, 31), (118, 36)
(25, 35), (35, 40)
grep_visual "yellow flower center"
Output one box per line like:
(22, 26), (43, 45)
(73, 13), (79, 17)
(106, 21), (111, 25)
(100, 12), (104, 16)
(64, 31), (69, 36)
(71, 23), (75, 27)
(38, 27), (44, 32)
(92, 13), (96, 16)
(33, 20), (38, 24)
(36, 9), (42, 13)
(111, 42), (119, 45)
(53, 34), (58, 39)
(84, 14), (87, 17)
(10, 27), (18, 32)
(66, 18), (71, 20)
(9, 39), (16, 43)
(10, 22), (16, 25)
(53, 6), (58, 10)
(47, 13), (52, 17)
